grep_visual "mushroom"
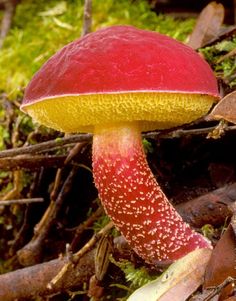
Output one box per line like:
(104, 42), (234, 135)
(21, 26), (219, 264)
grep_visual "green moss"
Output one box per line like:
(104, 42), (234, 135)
(200, 36), (236, 88)
(0, 0), (194, 99)
(142, 138), (154, 154)
(0, 124), (10, 150)
(110, 256), (159, 300)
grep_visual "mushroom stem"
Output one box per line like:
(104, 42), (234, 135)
(92, 122), (211, 264)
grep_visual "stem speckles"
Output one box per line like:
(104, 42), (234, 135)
(92, 123), (211, 264)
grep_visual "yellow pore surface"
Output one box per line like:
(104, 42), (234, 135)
(24, 92), (216, 133)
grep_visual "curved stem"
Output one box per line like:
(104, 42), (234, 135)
(92, 122), (211, 264)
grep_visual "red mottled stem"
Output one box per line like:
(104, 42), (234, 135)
(92, 123), (211, 264)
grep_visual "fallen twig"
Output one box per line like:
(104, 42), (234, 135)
(9, 169), (46, 255)
(48, 221), (114, 289)
(0, 133), (93, 158)
(176, 183), (236, 228)
(17, 166), (79, 266)
(0, 0), (16, 49)
(50, 142), (88, 200)
(0, 197), (44, 206)
(0, 154), (67, 170)
(0, 248), (95, 301)
(1, 123), (236, 159)
(203, 277), (236, 301)
(81, 0), (92, 36)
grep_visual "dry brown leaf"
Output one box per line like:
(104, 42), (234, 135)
(127, 248), (212, 301)
(188, 1), (224, 49)
(208, 91), (236, 123)
(204, 224), (236, 300)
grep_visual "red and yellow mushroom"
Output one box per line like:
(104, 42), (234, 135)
(21, 26), (219, 264)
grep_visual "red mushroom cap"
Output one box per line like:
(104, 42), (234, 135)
(23, 25), (219, 106)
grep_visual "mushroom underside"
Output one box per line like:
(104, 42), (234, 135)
(22, 92), (215, 133)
